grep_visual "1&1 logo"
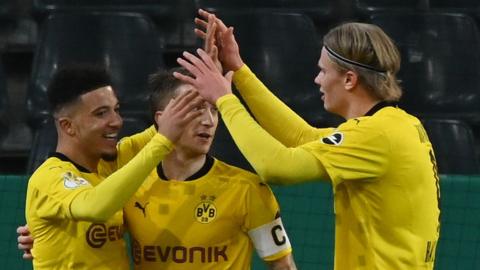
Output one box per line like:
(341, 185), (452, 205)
(194, 195), (217, 224)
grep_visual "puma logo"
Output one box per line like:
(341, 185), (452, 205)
(134, 202), (149, 217)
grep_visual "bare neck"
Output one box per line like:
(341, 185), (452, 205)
(161, 151), (207, 181)
(56, 137), (99, 173)
(342, 89), (382, 120)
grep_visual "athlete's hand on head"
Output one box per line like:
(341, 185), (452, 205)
(194, 9), (244, 72)
(155, 89), (204, 143)
(174, 49), (233, 104)
(16, 225), (33, 260)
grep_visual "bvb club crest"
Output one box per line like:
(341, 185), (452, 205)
(194, 195), (217, 224)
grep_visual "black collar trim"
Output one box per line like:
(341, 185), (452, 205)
(364, 101), (396, 116)
(50, 152), (92, 173)
(157, 155), (215, 181)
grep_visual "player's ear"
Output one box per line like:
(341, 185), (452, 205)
(154, 110), (163, 124)
(344, 70), (358, 91)
(58, 117), (75, 136)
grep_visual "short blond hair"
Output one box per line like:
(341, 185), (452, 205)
(323, 22), (402, 102)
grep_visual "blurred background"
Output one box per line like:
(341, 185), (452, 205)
(0, 0), (479, 269)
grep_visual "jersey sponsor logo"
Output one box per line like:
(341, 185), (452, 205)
(134, 201), (149, 217)
(194, 195), (217, 224)
(132, 238), (228, 264)
(321, 132), (344, 145)
(85, 223), (124, 248)
(63, 172), (90, 189)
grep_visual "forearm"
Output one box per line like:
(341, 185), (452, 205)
(98, 125), (157, 176)
(217, 94), (328, 184)
(267, 254), (297, 270)
(71, 133), (173, 222)
(233, 65), (319, 146)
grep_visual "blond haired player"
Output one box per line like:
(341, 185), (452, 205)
(173, 10), (441, 270)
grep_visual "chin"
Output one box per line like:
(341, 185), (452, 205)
(101, 152), (118, 162)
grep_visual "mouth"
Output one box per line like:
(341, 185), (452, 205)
(103, 132), (119, 141)
(196, 132), (212, 140)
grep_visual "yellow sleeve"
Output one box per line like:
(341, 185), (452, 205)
(245, 181), (293, 260)
(244, 182), (280, 230)
(217, 94), (328, 184)
(98, 125), (157, 176)
(70, 133), (173, 222)
(27, 171), (92, 221)
(233, 65), (326, 146)
(300, 121), (390, 186)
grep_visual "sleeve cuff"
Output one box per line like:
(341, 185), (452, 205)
(151, 133), (174, 152)
(216, 93), (241, 109)
(233, 64), (254, 88)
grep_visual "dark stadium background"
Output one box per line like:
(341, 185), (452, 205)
(0, 0), (479, 269)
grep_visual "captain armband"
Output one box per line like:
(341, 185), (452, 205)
(248, 217), (291, 259)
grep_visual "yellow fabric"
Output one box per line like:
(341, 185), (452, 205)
(233, 65), (326, 146)
(71, 133), (173, 221)
(98, 125), (157, 176)
(25, 130), (172, 269)
(220, 66), (441, 269)
(26, 158), (130, 270)
(217, 95), (328, 184)
(124, 158), (291, 270)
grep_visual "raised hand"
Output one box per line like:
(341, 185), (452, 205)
(17, 225), (33, 260)
(155, 89), (204, 143)
(174, 49), (233, 104)
(194, 9), (244, 72)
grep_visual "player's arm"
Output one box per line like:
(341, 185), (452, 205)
(195, 9), (320, 146)
(246, 181), (297, 269)
(98, 125), (157, 175)
(266, 254), (297, 270)
(174, 50), (328, 184)
(70, 90), (204, 221)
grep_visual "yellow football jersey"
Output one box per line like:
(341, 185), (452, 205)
(25, 153), (130, 270)
(299, 106), (440, 269)
(25, 126), (157, 269)
(124, 157), (292, 270)
(226, 65), (440, 269)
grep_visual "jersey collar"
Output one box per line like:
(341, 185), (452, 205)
(156, 155), (215, 181)
(364, 101), (396, 116)
(50, 152), (92, 173)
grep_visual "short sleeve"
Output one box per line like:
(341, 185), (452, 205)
(29, 168), (92, 220)
(300, 120), (391, 186)
(244, 182), (292, 260)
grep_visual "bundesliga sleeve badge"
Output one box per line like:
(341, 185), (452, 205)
(63, 171), (90, 189)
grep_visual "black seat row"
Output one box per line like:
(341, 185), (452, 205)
(0, 6), (478, 174)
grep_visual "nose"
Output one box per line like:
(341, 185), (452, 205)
(200, 108), (214, 127)
(314, 73), (321, 86)
(110, 111), (123, 129)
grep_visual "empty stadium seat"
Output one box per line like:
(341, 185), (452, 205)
(197, 0), (335, 17)
(205, 11), (343, 170)
(219, 11), (337, 125)
(27, 116), (149, 174)
(32, 0), (197, 51)
(422, 119), (480, 174)
(355, 0), (427, 15)
(26, 12), (165, 128)
(197, 0), (350, 42)
(369, 12), (480, 123)
(429, 0), (479, 9)
(0, 62), (8, 143)
(429, 0), (480, 28)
